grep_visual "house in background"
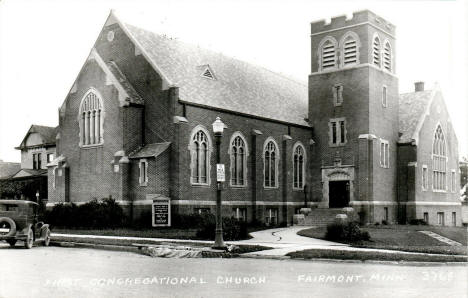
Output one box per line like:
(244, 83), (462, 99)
(0, 125), (57, 200)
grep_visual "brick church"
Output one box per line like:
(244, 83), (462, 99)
(47, 10), (462, 226)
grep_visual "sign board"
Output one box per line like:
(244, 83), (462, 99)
(151, 198), (171, 227)
(216, 164), (225, 182)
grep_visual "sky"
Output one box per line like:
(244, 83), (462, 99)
(0, 0), (467, 162)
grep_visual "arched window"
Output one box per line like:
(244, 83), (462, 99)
(79, 89), (104, 146)
(432, 125), (447, 191)
(372, 35), (381, 67)
(340, 32), (360, 67)
(229, 133), (248, 186)
(293, 143), (306, 189)
(319, 37), (337, 71)
(190, 127), (211, 185)
(383, 41), (392, 71)
(264, 138), (279, 188)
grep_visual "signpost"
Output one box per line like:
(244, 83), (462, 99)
(149, 196), (171, 227)
(216, 164), (225, 182)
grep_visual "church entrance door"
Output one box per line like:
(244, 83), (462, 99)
(329, 181), (349, 208)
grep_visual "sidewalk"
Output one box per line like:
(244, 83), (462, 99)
(51, 226), (467, 259)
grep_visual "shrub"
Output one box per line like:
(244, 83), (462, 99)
(409, 219), (428, 225)
(45, 198), (126, 229)
(381, 220), (388, 225)
(195, 215), (249, 241)
(325, 221), (370, 242)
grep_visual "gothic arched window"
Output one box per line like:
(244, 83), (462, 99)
(293, 143), (306, 189)
(230, 133), (248, 186)
(264, 138), (279, 188)
(79, 89), (104, 147)
(383, 41), (392, 72)
(340, 32), (360, 67)
(319, 37), (337, 71)
(432, 125), (447, 191)
(372, 35), (381, 67)
(190, 127), (211, 185)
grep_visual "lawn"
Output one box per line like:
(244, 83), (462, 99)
(298, 224), (468, 255)
(52, 227), (200, 240)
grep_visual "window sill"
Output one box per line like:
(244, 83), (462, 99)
(264, 186), (279, 190)
(432, 189), (447, 193)
(230, 184), (247, 189)
(139, 182), (148, 187)
(329, 143), (346, 148)
(191, 183), (210, 188)
(80, 143), (104, 149)
(293, 187), (305, 192)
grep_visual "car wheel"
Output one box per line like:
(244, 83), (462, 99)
(0, 217), (16, 237)
(43, 228), (51, 247)
(7, 239), (17, 247)
(24, 227), (33, 249)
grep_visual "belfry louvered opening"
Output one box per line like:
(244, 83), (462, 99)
(343, 36), (357, 66)
(372, 36), (381, 66)
(321, 40), (336, 70)
(383, 42), (392, 71)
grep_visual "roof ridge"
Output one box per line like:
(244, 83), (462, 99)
(124, 22), (307, 88)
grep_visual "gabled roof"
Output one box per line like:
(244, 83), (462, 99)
(0, 161), (21, 179)
(129, 142), (171, 159)
(16, 125), (58, 150)
(398, 89), (434, 144)
(11, 169), (48, 179)
(107, 11), (309, 127)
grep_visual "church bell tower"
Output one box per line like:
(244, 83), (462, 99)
(308, 10), (399, 223)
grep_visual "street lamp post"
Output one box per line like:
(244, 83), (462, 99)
(212, 117), (227, 250)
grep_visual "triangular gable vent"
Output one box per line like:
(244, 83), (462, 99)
(201, 66), (216, 80)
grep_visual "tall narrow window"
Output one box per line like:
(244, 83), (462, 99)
(293, 143), (306, 189)
(432, 125), (447, 191)
(340, 32), (360, 67)
(190, 128), (211, 185)
(372, 35), (381, 67)
(264, 139), (279, 188)
(332, 84), (343, 106)
(319, 38), (337, 71)
(37, 153), (42, 169)
(382, 86), (387, 107)
(79, 90), (104, 147)
(139, 159), (148, 186)
(380, 139), (389, 168)
(422, 165), (428, 190)
(437, 212), (444, 226)
(230, 134), (247, 186)
(452, 212), (456, 226)
(329, 118), (346, 146)
(451, 170), (456, 192)
(383, 41), (392, 71)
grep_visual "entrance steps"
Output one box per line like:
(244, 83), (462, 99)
(301, 208), (357, 227)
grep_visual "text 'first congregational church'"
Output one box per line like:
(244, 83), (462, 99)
(47, 10), (462, 226)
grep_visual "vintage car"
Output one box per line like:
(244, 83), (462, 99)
(0, 200), (51, 248)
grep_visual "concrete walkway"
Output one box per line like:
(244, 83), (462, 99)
(51, 226), (466, 258)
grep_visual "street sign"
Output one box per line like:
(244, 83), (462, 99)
(216, 164), (225, 182)
(151, 198), (171, 227)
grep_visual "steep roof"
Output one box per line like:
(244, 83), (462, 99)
(398, 90), (434, 144)
(129, 142), (171, 159)
(119, 21), (309, 126)
(16, 125), (58, 149)
(0, 161), (21, 179)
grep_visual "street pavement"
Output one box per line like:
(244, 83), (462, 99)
(0, 245), (466, 298)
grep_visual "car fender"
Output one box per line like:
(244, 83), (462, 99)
(39, 224), (50, 238)
(21, 224), (34, 239)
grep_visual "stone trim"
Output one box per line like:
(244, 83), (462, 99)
(321, 166), (355, 208)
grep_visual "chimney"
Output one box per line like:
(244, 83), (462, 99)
(414, 81), (425, 92)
